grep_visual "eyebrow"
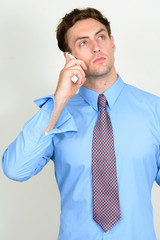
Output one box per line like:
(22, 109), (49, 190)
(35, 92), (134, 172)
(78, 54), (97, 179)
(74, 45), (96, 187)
(74, 28), (107, 44)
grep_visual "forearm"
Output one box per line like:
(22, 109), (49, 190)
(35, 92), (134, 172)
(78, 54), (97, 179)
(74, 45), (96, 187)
(43, 92), (70, 134)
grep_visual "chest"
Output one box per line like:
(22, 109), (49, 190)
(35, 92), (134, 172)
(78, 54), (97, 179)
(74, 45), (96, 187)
(53, 105), (159, 187)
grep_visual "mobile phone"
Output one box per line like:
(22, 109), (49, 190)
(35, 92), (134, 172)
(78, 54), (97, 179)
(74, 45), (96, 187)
(66, 52), (76, 59)
(66, 52), (78, 83)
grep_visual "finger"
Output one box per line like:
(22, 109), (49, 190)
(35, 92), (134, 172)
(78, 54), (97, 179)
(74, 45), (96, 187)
(65, 58), (87, 71)
(66, 65), (87, 84)
(73, 71), (87, 86)
(68, 69), (85, 84)
(75, 76), (87, 86)
(69, 65), (86, 80)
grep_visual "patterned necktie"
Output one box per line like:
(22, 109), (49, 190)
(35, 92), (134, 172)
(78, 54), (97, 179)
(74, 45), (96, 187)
(92, 94), (121, 232)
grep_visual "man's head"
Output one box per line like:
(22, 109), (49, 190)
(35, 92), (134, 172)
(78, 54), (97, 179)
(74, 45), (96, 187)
(56, 8), (111, 53)
(56, 8), (116, 82)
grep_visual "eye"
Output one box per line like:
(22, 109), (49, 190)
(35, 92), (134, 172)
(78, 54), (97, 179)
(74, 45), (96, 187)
(98, 35), (105, 40)
(80, 41), (87, 46)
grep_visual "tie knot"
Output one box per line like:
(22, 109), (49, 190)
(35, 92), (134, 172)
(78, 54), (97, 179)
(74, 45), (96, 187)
(98, 94), (107, 108)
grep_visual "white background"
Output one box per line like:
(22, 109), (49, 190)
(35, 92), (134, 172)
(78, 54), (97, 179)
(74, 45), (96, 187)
(0, 0), (160, 239)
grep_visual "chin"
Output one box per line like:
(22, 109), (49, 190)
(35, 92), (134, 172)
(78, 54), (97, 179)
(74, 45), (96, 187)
(87, 66), (112, 78)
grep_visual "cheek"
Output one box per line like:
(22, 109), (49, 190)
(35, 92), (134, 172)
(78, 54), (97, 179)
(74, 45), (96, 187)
(78, 54), (92, 66)
(74, 47), (91, 58)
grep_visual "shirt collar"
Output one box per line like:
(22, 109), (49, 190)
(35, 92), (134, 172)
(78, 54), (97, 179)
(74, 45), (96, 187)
(78, 75), (125, 111)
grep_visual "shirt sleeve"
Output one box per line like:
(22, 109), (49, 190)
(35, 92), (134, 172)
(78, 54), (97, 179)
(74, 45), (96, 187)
(155, 98), (160, 186)
(2, 95), (77, 182)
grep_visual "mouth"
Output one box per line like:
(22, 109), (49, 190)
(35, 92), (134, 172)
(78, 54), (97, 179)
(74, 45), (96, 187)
(93, 56), (106, 64)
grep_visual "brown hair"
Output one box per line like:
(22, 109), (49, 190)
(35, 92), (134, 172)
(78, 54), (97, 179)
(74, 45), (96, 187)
(56, 8), (111, 52)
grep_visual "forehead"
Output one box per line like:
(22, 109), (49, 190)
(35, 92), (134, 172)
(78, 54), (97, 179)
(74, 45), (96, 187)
(66, 18), (107, 44)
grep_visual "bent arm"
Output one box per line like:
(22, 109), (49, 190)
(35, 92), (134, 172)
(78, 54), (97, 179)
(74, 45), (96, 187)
(2, 94), (77, 182)
(2, 55), (86, 182)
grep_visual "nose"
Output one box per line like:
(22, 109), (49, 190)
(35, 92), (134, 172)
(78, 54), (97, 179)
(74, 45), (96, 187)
(91, 40), (100, 54)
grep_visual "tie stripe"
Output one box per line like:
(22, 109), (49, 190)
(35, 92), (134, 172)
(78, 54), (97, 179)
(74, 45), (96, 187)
(92, 94), (121, 232)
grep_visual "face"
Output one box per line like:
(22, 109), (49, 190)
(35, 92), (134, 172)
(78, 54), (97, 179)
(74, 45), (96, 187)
(66, 18), (116, 79)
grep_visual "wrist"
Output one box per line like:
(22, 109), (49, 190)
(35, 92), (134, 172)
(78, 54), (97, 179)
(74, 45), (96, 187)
(54, 91), (71, 105)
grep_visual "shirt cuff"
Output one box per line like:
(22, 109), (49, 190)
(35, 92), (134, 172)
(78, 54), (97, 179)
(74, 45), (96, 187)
(20, 95), (77, 152)
(34, 94), (78, 134)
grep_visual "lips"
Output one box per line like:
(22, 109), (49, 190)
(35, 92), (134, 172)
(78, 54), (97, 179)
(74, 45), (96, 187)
(93, 56), (106, 64)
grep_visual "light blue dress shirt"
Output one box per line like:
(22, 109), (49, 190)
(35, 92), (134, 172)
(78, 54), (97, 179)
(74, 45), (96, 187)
(2, 75), (160, 240)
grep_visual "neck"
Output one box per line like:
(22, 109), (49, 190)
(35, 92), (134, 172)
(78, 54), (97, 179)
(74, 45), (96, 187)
(83, 68), (118, 94)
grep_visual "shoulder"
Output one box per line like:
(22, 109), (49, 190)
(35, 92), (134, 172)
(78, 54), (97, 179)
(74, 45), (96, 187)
(123, 84), (160, 125)
(124, 83), (160, 104)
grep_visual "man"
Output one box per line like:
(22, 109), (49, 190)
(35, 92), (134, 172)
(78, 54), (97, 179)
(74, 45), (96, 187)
(2, 7), (160, 240)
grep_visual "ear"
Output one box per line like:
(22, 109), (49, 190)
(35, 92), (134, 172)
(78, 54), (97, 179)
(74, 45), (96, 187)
(110, 35), (116, 52)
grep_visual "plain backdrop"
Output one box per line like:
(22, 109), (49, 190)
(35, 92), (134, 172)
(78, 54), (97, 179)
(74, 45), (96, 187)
(0, 0), (160, 239)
